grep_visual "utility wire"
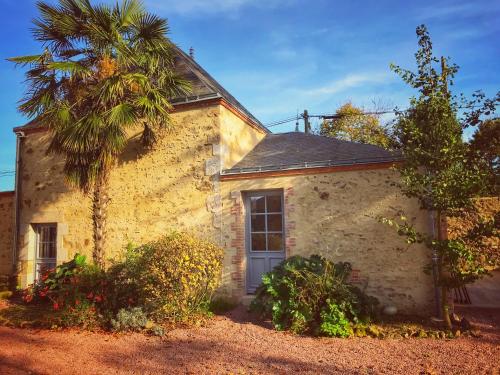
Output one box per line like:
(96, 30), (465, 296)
(264, 103), (498, 128)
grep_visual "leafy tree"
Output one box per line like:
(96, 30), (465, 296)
(10, 0), (190, 267)
(320, 102), (391, 148)
(388, 25), (499, 329)
(469, 118), (499, 195)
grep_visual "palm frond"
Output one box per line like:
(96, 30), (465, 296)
(14, 0), (191, 192)
(7, 54), (44, 66)
(46, 60), (92, 76)
(114, 0), (145, 28)
(108, 103), (137, 126)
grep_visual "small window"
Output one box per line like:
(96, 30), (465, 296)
(34, 224), (57, 280)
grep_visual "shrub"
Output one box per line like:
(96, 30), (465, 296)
(110, 307), (149, 332)
(107, 232), (224, 323)
(251, 255), (379, 337)
(19, 233), (224, 331)
(22, 254), (105, 328)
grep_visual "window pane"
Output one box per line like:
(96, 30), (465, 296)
(267, 234), (283, 251)
(266, 195), (282, 213)
(47, 243), (56, 259)
(251, 215), (265, 232)
(267, 214), (283, 231)
(251, 233), (266, 251)
(250, 196), (266, 213)
(49, 226), (57, 243)
(36, 224), (57, 259)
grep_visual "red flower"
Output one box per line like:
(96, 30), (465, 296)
(94, 295), (102, 303)
(75, 299), (80, 306)
(53, 302), (60, 311)
(86, 292), (94, 300)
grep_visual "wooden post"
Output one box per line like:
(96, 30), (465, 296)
(303, 110), (310, 134)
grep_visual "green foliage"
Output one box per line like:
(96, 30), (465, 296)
(320, 102), (391, 148)
(379, 213), (499, 287)
(390, 25), (497, 212)
(106, 232), (224, 323)
(251, 255), (379, 337)
(18, 232), (224, 332)
(10, 0), (191, 191)
(9, 0), (191, 267)
(319, 300), (352, 337)
(388, 25), (499, 328)
(22, 254), (105, 328)
(110, 307), (148, 332)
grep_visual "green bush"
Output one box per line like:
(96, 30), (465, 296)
(19, 233), (224, 331)
(111, 307), (149, 332)
(22, 254), (105, 328)
(251, 255), (379, 337)
(106, 232), (224, 323)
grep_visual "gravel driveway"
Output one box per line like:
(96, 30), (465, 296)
(0, 306), (498, 374)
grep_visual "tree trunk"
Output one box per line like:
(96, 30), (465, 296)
(437, 210), (452, 330)
(92, 175), (109, 269)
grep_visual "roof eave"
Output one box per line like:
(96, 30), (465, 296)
(13, 96), (270, 135)
(220, 159), (402, 181)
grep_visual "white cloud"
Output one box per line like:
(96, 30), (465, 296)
(418, 1), (500, 20)
(145, 0), (295, 15)
(303, 72), (392, 97)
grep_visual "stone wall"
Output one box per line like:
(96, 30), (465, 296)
(220, 168), (434, 313)
(0, 191), (14, 276)
(220, 106), (266, 169)
(16, 103), (228, 287)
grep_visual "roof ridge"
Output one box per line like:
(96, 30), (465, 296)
(171, 45), (268, 133)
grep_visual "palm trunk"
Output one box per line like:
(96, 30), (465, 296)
(92, 175), (109, 269)
(437, 210), (452, 330)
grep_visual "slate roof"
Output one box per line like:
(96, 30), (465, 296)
(14, 45), (268, 133)
(170, 45), (267, 132)
(222, 132), (400, 174)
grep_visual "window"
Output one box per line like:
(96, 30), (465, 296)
(249, 193), (284, 252)
(34, 224), (57, 280)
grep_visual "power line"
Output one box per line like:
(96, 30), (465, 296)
(263, 110), (393, 128)
(263, 103), (498, 129)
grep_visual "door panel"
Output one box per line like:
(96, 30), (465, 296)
(245, 191), (285, 293)
(248, 257), (266, 290)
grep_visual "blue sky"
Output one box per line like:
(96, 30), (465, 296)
(0, 0), (499, 191)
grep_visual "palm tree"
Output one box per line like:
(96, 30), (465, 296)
(9, 0), (190, 268)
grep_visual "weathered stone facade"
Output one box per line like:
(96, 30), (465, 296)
(0, 191), (14, 276)
(15, 103), (266, 287)
(8, 100), (437, 313)
(220, 170), (434, 312)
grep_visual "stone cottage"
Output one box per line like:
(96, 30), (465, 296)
(0, 46), (434, 312)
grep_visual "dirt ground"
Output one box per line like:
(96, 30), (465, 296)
(0, 305), (499, 375)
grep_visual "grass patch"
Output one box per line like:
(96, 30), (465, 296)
(354, 314), (475, 339)
(0, 291), (13, 300)
(0, 300), (60, 328)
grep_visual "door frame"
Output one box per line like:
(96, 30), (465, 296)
(243, 189), (286, 294)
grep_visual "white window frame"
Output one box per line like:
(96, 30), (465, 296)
(33, 223), (58, 281)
